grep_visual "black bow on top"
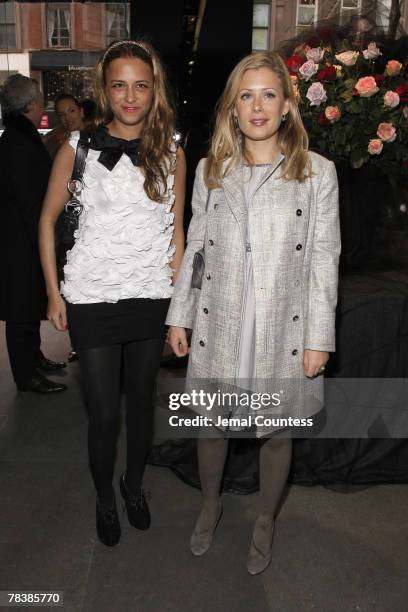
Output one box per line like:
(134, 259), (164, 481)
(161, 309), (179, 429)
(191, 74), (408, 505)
(91, 126), (141, 171)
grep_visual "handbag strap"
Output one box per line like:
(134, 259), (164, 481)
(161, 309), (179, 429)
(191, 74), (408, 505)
(71, 130), (91, 183)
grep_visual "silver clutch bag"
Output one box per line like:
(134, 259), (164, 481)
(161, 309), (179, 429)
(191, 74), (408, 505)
(191, 189), (211, 290)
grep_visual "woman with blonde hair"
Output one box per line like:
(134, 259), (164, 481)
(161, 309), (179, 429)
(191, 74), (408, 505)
(167, 51), (340, 574)
(39, 40), (185, 546)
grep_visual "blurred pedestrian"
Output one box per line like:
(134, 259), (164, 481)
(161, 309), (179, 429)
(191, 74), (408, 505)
(0, 74), (67, 393)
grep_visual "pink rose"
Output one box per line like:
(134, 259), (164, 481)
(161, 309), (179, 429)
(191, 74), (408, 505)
(354, 76), (379, 97)
(324, 105), (341, 122)
(299, 60), (318, 81)
(306, 47), (324, 63)
(403, 106), (408, 119)
(377, 122), (397, 142)
(386, 60), (402, 76)
(368, 139), (383, 155)
(363, 42), (382, 60)
(383, 90), (400, 108)
(306, 82), (328, 107)
(335, 50), (359, 66)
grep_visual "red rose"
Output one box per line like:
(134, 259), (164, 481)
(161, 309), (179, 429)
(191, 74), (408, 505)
(318, 112), (330, 126)
(395, 84), (408, 102)
(286, 55), (304, 73)
(373, 74), (386, 86)
(316, 65), (336, 81)
(353, 87), (360, 96)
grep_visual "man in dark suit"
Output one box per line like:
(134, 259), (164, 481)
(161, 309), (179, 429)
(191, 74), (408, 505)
(0, 74), (67, 393)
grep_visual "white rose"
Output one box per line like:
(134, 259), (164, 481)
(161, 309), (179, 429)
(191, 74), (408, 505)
(363, 42), (382, 60)
(335, 50), (359, 66)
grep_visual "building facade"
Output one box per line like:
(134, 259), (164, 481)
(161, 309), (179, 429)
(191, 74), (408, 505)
(252, 0), (408, 51)
(0, 1), (130, 119)
(0, 0), (407, 121)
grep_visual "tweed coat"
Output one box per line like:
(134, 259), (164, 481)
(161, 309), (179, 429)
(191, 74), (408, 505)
(166, 151), (340, 419)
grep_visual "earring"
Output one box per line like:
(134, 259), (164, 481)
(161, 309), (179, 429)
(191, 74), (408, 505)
(281, 114), (287, 122)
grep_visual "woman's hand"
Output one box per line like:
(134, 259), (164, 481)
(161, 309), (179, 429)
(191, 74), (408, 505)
(47, 294), (68, 332)
(303, 349), (329, 378)
(168, 326), (189, 357)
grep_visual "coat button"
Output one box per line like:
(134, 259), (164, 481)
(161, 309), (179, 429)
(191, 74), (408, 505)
(199, 340), (205, 347)
(292, 349), (298, 355)
(296, 244), (302, 251)
(214, 203), (218, 210)
(203, 308), (208, 314)
(208, 239), (214, 246)
(293, 315), (299, 322)
(206, 273), (211, 280)
(296, 209), (302, 216)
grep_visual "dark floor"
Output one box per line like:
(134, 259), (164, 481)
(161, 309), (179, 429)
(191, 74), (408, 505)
(1, 322), (408, 612)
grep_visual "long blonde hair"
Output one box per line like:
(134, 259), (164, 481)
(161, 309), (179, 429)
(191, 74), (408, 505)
(94, 40), (176, 203)
(205, 51), (312, 187)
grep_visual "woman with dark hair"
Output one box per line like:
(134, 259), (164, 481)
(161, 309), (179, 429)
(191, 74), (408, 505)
(168, 51), (340, 574)
(43, 94), (85, 160)
(39, 40), (185, 546)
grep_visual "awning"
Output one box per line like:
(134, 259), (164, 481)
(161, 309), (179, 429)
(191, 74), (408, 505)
(30, 50), (101, 70)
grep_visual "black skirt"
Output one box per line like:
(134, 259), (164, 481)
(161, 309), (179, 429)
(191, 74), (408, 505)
(66, 298), (171, 350)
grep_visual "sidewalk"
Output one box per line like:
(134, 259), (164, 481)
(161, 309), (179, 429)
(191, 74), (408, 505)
(1, 322), (407, 612)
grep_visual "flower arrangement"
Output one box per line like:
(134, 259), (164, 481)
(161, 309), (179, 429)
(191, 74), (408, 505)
(286, 39), (408, 181)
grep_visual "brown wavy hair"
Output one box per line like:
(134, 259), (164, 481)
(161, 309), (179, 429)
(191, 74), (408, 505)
(94, 40), (176, 203)
(205, 51), (312, 188)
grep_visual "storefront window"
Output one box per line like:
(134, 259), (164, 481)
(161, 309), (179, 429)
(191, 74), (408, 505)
(47, 3), (71, 48)
(0, 2), (16, 49)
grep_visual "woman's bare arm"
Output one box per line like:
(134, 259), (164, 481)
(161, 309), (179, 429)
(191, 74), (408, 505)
(170, 146), (186, 284)
(39, 140), (75, 330)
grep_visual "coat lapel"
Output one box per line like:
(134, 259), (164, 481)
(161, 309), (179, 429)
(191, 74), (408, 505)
(220, 153), (286, 244)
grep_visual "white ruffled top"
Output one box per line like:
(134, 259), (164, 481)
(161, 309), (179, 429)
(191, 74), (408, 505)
(61, 130), (176, 304)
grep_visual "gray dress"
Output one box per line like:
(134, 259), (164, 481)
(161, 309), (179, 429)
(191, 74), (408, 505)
(236, 164), (272, 385)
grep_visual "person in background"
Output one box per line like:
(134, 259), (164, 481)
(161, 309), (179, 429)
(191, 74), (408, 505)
(43, 94), (85, 160)
(0, 74), (67, 393)
(167, 51), (340, 574)
(39, 40), (185, 546)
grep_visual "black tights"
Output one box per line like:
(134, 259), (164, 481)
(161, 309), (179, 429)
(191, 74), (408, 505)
(78, 338), (164, 505)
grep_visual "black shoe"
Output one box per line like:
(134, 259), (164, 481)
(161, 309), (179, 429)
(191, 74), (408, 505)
(37, 356), (67, 372)
(119, 473), (151, 530)
(68, 349), (78, 363)
(96, 496), (121, 547)
(17, 372), (67, 394)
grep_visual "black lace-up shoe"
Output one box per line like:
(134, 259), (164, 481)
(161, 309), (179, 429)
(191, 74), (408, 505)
(96, 497), (121, 547)
(17, 373), (67, 393)
(37, 357), (67, 372)
(119, 473), (151, 530)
